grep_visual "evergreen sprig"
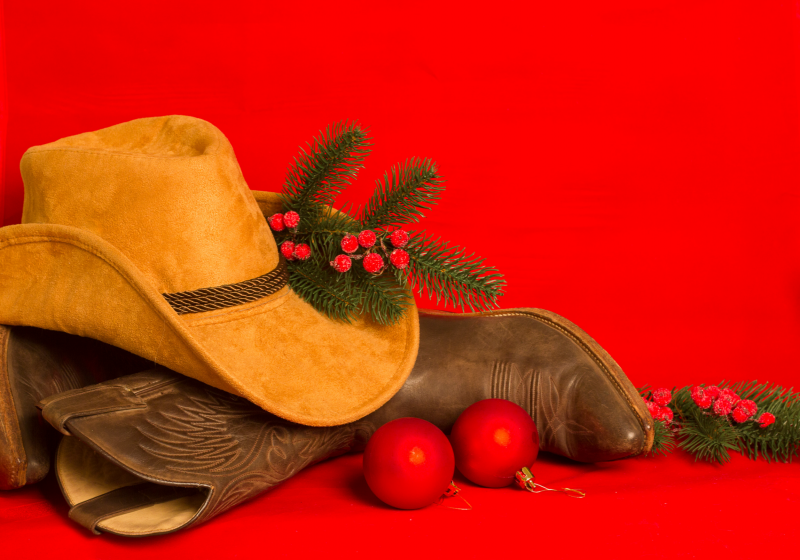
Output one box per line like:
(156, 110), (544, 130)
(360, 158), (445, 229)
(269, 120), (505, 325)
(639, 382), (800, 464)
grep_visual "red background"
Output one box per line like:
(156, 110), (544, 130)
(1, 0), (799, 557)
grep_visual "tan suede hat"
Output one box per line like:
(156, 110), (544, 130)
(0, 116), (419, 426)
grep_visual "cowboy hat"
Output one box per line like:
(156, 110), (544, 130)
(0, 115), (419, 426)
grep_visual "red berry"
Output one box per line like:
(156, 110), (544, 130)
(704, 385), (721, 400)
(280, 240), (295, 260)
(293, 243), (311, 261)
(268, 213), (285, 232)
(331, 254), (352, 273)
(720, 388), (741, 406)
(283, 210), (300, 229)
(363, 253), (384, 274)
(732, 405), (752, 423)
(646, 401), (660, 418)
(658, 406), (674, 424)
(691, 387), (711, 409)
(341, 234), (359, 253)
(758, 412), (776, 428)
(652, 388), (672, 407)
(713, 397), (734, 416)
(358, 230), (377, 248)
(390, 249), (410, 269)
(690, 385), (703, 398)
(739, 399), (758, 417)
(390, 230), (410, 248)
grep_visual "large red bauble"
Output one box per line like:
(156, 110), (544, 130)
(450, 399), (539, 488)
(363, 418), (455, 509)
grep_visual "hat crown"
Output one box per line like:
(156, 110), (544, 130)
(20, 116), (278, 294)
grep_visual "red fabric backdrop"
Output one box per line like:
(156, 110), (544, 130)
(1, 1), (799, 557)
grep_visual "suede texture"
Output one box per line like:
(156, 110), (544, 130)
(0, 116), (419, 426)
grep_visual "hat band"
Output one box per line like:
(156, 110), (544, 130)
(162, 257), (289, 315)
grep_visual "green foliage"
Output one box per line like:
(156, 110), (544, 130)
(649, 420), (676, 456)
(273, 120), (505, 325)
(404, 231), (506, 313)
(360, 158), (445, 229)
(638, 382), (800, 465)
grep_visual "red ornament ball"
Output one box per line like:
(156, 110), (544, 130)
(279, 240), (295, 261)
(389, 249), (410, 269)
(450, 399), (539, 488)
(283, 210), (300, 229)
(341, 234), (359, 253)
(390, 229), (410, 247)
(331, 254), (352, 273)
(363, 253), (384, 274)
(293, 243), (311, 261)
(363, 418), (455, 510)
(358, 230), (377, 248)
(268, 213), (285, 232)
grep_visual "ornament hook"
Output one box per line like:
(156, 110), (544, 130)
(515, 467), (585, 499)
(436, 481), (473, 511)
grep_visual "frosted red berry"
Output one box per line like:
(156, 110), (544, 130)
(283, 210), (300, 229)
(358, 230), (377, 249)
(341, 234), (359, 253)
(658, 406), (673, 424)
(331, 254), (352, 273)
(646, 401), (660, 418)
(268, 213), (285, 232)
(739, 399), (758, 417)
(720, 388), (741, 406)
(690, 385), (703, 398)
(732, 405), (752, 423)
(390, 249), (410, 269)
(293, 243), (311, 261)
(695, 393), (712, 409)
(280, 240), (295, 261)
(652, 388), (672, 407)
(704, 386), (721, 400)
(363, 253), (384, 274)
(713, 397), (734, 416)
(758, 412), (776, 428)
(390, 230), (409, 248)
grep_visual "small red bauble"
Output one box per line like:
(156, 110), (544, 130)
(450, 399), (539, 488)
(389, 249), (410, 269)
(341, 234), (359, 253)
(363, 418), (455, 510)
(363, 253), (384, 274)
(283, 210), (300, 229)
(331, 254), (352, 273)
(293, 243), (311, 261)
(280, 240), (295, 261)
(652, 388), (671, 406)
(358, 230), (377, 248)
(268, 213), (285, 232)
(389, 230), (409, 247)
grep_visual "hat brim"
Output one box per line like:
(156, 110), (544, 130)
(0, 195), (419, 426)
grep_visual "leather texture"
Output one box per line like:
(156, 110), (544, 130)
(42, 369), (374, 536)
(0, 325), (150, 490)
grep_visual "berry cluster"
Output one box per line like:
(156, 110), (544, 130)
(644, 388), (674, 424)
(331, 229), (410, 275)
(268, 211), (311, 262)
(690, 385), (775, 428)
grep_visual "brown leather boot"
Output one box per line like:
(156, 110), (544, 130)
(39, 369), (372, 536)
(364, 309), (653, 462)
(0, 326), (151, 489)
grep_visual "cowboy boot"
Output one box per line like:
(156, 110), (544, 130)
(0, 325), (151, 489)
(39, 369), (373, 536)
(363, 309), (653, 462)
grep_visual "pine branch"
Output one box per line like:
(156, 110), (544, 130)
(353, 271), (411, 326)
(282, 121), (371, 227)
(287, 259), (361, 323)
(404, 231), (505, 312)
(360, 158), (445, 229)
(649, 420), (676, 456)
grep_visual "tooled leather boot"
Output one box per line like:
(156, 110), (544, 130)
(0, 325), (151, 489)
(364, 309), (653, 462)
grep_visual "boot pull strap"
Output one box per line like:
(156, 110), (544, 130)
(38, 385), (146, 435)
(69, 482), (197, 535)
